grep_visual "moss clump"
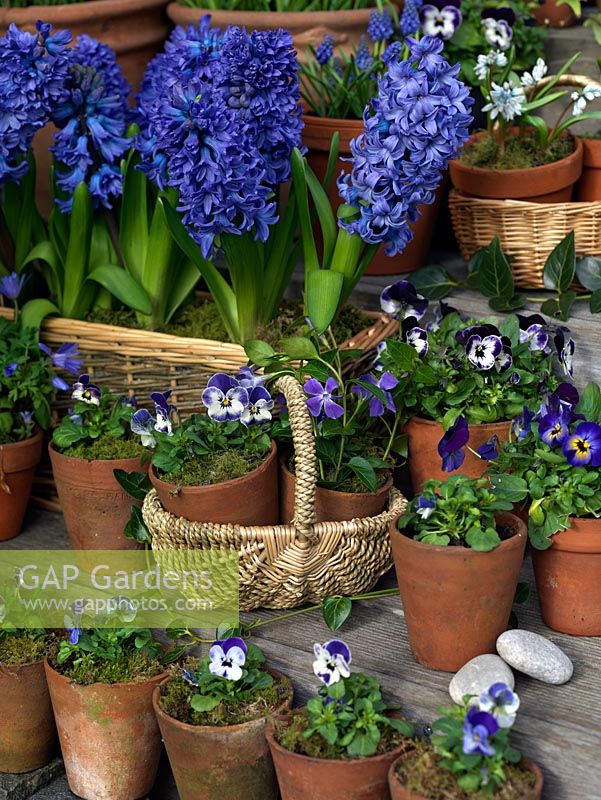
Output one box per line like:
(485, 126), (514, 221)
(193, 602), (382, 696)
(160, 449), (267, 487)
(159, 661), (291, 727)
(460, 132), (574, 170)
(393, 743), (536, 799)
(60, 435), (145, 462)
(0, 634), (48, 665)
(54, 648), (164, 686)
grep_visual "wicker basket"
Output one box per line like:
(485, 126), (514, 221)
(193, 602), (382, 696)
(449, 190), (601, 289)
(142, 374), (405, 611)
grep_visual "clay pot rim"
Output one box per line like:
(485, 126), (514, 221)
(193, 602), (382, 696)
(153, 666), (292, 733)
(581, 137), (601, 167)
(0, 0), (167, 23)
(44, 657), (170, 690)
(150, 440), (277, 493)
(167, 2), (376, 21)
(546, 516), (601, 553)
(266, 711), (413, 766)
(0, 428), (43, 451)
(301, 113), (363, 132)
(281, 460), (393, 500)
(48, 440), (146, 468)
(391, 511), (526, 556)
(0, 656), (46, 670)
(407, 416), (511, 431)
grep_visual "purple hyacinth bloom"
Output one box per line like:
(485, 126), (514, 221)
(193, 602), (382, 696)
(315, 34), (334, 65)
(304, 378), (344, 420)
(462, 707), (499, 757)
(539, 411), (570, 448)
(481, 7), (515, 50)
(415, 495), (436, 519)
(4, 361), (18, 377)
(563, 422), (601, 467)
(518, 314), (549, 353)
(402, 316), (429, 357)
(209, 637), (247, 681)
(312, 640), (352, 686)
(554, 327), (575, 376)
(380, 281), (429, 320)
(438, 416), (469, 472)
(420, 0), (462, 41)
(354, 371), (398, 417)
(368, 9), (394, 43)
(202, 374), (248, 422)
(240, 385), (274, 427)
(0, 272), (25, 301)
(466, 333), (503, 371)
(511, 406), (535, 441)
(476, 435), (499, 461)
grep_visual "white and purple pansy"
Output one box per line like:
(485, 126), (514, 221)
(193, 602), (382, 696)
(477, 682), (520, 728)
(202, 374), (249, 422)
(354, 371), (398, 417)
(72, 374), (101, 405)
(465, 331), (504, 371)
(554, 327), (575, 376)
(415, 495), (436, 519)
(304, 378), (344, 420)
(240, 385), (274, 427)
(312, 639), (352, 686)
(481, 7), (515, 50)
(151, 390), (174, 434)
(208, 637), (247, 682)
(517, 314), (550, 353)
(402, 316), (429, 357)
(182, 668), (199, 687)
(236, 365), (265, 390)
(20, 410), (34, 425)
(380, 280), (428, 320)
(462, 707), (499, 756)
(426, 299), (459, 332)
(131, 409), (158, 447)
(420, 0), (462, 41)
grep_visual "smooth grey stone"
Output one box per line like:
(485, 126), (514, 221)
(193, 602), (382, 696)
(449, 654), (515, 704)
(497, 630), (573, 685)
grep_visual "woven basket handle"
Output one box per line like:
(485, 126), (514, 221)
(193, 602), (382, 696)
(275, 375), (318, 537)
(528, 74), (601, 95)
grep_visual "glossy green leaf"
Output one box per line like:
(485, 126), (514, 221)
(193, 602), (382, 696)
(165, 258), (201, 323)
(306, 270), (344, 334)
(322, 595), (352, 631)
(279, 336), (319, 361)
(576, 257), (601, 291)
(291, 147), (319, 275)
(305, 164), (336, 268)
(113, 469), (152, 501)
(62, 182), (93, 319)
(119, 149), (148, 283)
(591, 289), (601, 314)
(22, 240), (63, 305)
(123, 506), (151, 544)
(543, 232), (575, 292)
(410, 264), (457, 300)
(470, 237), (514, 299)
(576, 381), (601, 421)
(87, 265), (152, 315)
(347, 456), (377, 492)
(244, 339), (276, 367)
(20, 298), (60, 330)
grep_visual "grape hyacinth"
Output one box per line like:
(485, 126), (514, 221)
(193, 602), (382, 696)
(315, 34), (334, 65)
(400, 0), (423, 37)
(338, 36), (472, 256)
(367, 9), (394, 43)
(355, 37), (374, 72)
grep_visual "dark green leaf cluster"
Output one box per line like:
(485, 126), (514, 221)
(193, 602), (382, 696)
(57, 627), (165, 670)
(52, 387), (136, 452)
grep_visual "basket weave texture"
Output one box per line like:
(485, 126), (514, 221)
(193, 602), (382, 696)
(449, 190), (601, 289)
(142, 374), (405, 611)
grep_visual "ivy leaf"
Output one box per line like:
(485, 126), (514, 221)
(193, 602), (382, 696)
(542, 232), (575, 292)
(488, 294), (526, 312)
(113, 469), (151, 501)
(576, 256), (601, 291)
(347, 456), (378, 492)
(469, 237), (514, 299)
(322, 596), (353, 631)
(123, 506), (150, 543)
(540, 291), (577, 321)
(590, 289), (601, 315)
(410, 264), (457, 300)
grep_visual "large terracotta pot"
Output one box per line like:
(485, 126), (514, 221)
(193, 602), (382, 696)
(302, 114), (443, 274)
(149, 441), (278, 524)
(0, 430), (43, 541)
(404, 416), (511, 493)
(0, 658), (56, 773)
(45, 660), (167, 800)
(280, 460), (392, 523)
(153, 668), (292, 800)
(531, 516), (601, 636)
(49, 443), (147, 550)
(266, 713), (412, 800)
(533, 0), (576, 27)
(449, 131), (583, 202)
(389, 512), (527, 672)
(576, 138), (601, 201)
(388, 751), (544, 799)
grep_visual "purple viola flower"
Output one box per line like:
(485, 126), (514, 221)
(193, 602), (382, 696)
(462, 707), (499, 757)
(563, 422), (601, 467)
(202, 374), (248, 422)
(438, 416), (469, 472)
(455, 322), (499, 345)
(539, 411), (570, 448)
(20, 410), (34, 425)
(182, 668), (199, 687)
(517, 314), (549, 353)
(312, 640), (352, 686)
(367, 9), (394, 43)
(304, 378), (344, 420)
(315, 34), (334, 65)
(240, 385), (274, 427)
(380, 281), (428, 320)
(131, 408), (158, 448)
(354, 371), (398, 417)
(476, 435), (499, 461)
(4, 361), (18, 377)
(466, 332), (503, 371)
(72, 374), (101, 405)
(151, 390), (174, 433)
(427, 299), (458, 332)
(511, 406), (535, 441)
(52, 375), (70, 392)
(0, 272), (25, 301)
(539, 383), (580, 421)
(481, 8), (515, 50)
(420, 0), (462, 41)
(554, 327), (575, 377)
(415, 495), (436, 520)
(236, 365), (264, 390)
(208, 637), (247, 681)
(68, 627), (81, 645)
(478, 682), (520, 728)
(401, 316), (429, 357)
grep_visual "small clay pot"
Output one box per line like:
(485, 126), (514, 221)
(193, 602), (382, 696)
(531, 516), (601, 636)
(0, 430), (43, 541)
(388, 751), (544, 799)
(302, 114), (443, 274)
(49, 443), (147, 550)
(404, 416), (511, 493)
(45, 659), (167, 800)
(279, 460), (392, 523)
(533, 0), (576, 27)
(0, 659), (56, 773)
(149, 441), (278, 524)
(266, 713), (413, 800)
(576, 138), (601, 201)
(449, 131), (583, 202)
(153, 668), (292, 800)
(389, 512), (527, 672)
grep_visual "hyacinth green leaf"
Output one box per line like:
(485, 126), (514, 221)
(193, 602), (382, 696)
(87, 265), (152, 315)
(305, 165), (336, 268)
(20, 298), (60, 330)
(306, 269), (344, 334)
(62, 182), (95, 319)
(291, 148), (319, 276)
(119, 149), (148, 283)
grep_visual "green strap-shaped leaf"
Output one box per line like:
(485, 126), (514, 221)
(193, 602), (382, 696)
(22, 240), (63, 306)
(164, 258), (201, 324)
(291, 148), (319, 280)
(119, 149), (148, 283)
(305, 164), (337, 268)
(62, 182), (93, 319)
(322, 132), (340, 194)
(87, 265), (152, 315)
(306, 269), (344, 334)
(20, 298), (60, 330)
(141, 197), (176, 325)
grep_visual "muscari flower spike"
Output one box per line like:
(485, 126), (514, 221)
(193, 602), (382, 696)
(438, 416), (469, 472)
(481, 7), (515, 51)
(401, 0), (424, 37)
(355, 37), (374, 72)
(202, 374), (249, 422)
(420, 0), (462, 41)
(380, 280), (429, 320)
(563, 422), (601, 467)
(315, 34), (334, 65)
(477, 682), (520, 728)
(312, 639), (352, 686)
(367, 9), (394, 43)
(72, 374), (101, 405)
(209, 636), (247, 681)
(462, 707), (499, 757)
(304, 378), (344, 420)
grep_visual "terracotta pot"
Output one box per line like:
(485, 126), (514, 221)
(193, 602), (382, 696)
(266, 713), (412, 800)
(0, 430), (43, 542)
(533, 0), (576, 27)
(531, 516), (601, 636)
(388, 751), (544, 799)
(149, 441), (278, 524)
(404, 416), (511, 493)
(0, 659), (56, 773)
(45, 660), (167, 800)
(389, 512), (527, 672)
(576, 138), (601, 201)
(153, 668), (292, 800)
(449, 131), (583, 202)
(49, 443), (147, 550)
(302, 114), (443, 274)
(279, 460), (392, 523)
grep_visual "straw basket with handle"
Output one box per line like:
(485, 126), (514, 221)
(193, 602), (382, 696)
(142, 374), (406, 611)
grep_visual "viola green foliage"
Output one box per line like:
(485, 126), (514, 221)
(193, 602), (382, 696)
(177, 0), (372, 9)
(398, 475), (513, 551)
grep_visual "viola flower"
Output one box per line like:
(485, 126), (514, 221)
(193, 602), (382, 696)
(438, 416), (469, 472)
(202, 374), (248, 422)
(0, 272), (25, 301)
(71, 374), (100, 405)
(236, 365), (265, 390)
(312, 640), (351, 686)
(521, 58), (547, 87)
(517, 314), (549, 352)
(240, 385), (274, 426)
(563, 422), (601, 467)
(151, 390), (175, 434)
(511, 406), (535, 441)
(540, 383), (580, 419)
(182, 669), (199, 687)
(478, 683), (520, 728)
(474, 49), (507, 82)
(20, 410), (34, 425)
(462, 707), (499, 756)
(427, 299), (459, 332)
(465, 332), (503, 370)
(304, 378), (344, 420)
(354, 372), (398, 417)
(4, 362), (18, 377)
(497, 337), (513, 373)
(416, 495), (436, 519)
(482, 81), (527, 122)
(68, 626), (81, 645)
(539, 411), (570, 448)
(380, 281), (428, 321)
(209, 637), (247, 681)
(420, 0), (463, 41)
(131, 409), (158, 447)
(481, 8), (515, 50)
(554, 327), (575, 376)
(402, 316), (429, 357)
(476, 435), (499, 461)
(315, 34), (334, 65)
(368, 9), (394, 43)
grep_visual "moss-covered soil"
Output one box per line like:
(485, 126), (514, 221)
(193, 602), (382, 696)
(460, 132), (574, 170)
(60, 435), (145, 462)
(0, 633), (49, 665)
(160, 449), (267, 487)
(52, 648), (164, 686)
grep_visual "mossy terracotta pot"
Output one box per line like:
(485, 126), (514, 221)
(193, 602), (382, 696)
(0, 430), (43, 541)
(153, 669), (292, 800)
(388, 751), (544, 799)
(302, 114), (444, 274)
(404, 416), (511, 493)
(531, 516), (601, 636)
(149, 441), (278, 524)
(449, 131), (583, 202)
(279, 460), (392, 523)
(266, 713), (412, 800)
(45, 660), (168, 800)
(49, 444), (147, 550)
(0, 658), (56, 773)
(576, 138), (601, 201)
(533, 0), (576, 27)
(389, 512), (527, 672)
